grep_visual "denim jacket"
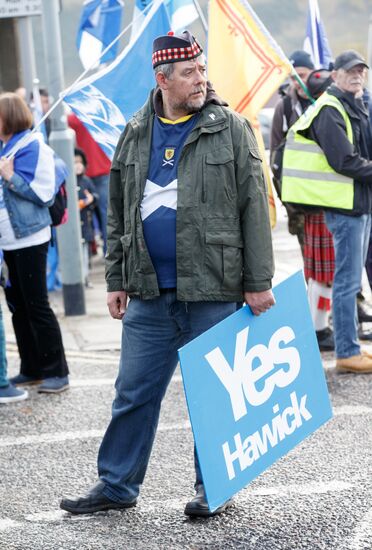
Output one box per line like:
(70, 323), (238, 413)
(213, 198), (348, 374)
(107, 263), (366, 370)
(2, 173), (52, 239)
(0, 130), (66, 239)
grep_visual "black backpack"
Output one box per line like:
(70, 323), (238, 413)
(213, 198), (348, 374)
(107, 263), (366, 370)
(49, 182), (68, 227)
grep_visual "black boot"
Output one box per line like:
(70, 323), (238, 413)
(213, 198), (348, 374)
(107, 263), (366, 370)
(357, 301), (372, 323)
(358, 324), (372, 341)
(60, 481), (137, 515)
(316, 327), (334, 352)
(184, 484), (233, 517)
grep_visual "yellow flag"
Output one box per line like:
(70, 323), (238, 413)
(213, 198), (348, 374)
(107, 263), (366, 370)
(208, 0), (292, 226)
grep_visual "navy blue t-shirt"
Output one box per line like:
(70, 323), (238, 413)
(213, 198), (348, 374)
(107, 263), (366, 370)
(141, 114), (198, 288)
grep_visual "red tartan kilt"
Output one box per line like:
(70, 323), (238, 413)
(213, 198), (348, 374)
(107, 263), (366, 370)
(304, 212), (335, 284)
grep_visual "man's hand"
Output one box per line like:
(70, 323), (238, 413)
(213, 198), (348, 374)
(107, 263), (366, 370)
(244, 289), (275, 316)
(107, 291), (128, 320)
(0, 157), (14, 181)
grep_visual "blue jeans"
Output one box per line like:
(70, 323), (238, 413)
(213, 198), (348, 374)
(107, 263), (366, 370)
(91, 174), (109, 254)
(325, 212), (371, 358)
(98, 293), (236, 503)
(0, 304), (8, 387)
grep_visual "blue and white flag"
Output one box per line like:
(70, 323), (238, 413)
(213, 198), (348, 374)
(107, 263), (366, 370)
(77, 0), (124, 70)
(167, 0), (198, 33)
(130, 0), (198, 40)
(65, 0), (170, 160)
(0, 130), (68, 205)
(303, 0), (333, 69)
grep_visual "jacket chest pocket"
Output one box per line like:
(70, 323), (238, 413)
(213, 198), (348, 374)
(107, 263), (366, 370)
(202, 148), (236, 207)
(205, 229), (243, 291)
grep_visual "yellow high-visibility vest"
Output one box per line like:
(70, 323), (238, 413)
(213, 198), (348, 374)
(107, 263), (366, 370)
(282, 92), (354, 210)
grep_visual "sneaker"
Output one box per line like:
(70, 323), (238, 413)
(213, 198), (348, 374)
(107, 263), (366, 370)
(0, 384), (28, 404)
(9, 373), (42, 386)
(38, 376), (70, 394)
(336, 354), (372, 374)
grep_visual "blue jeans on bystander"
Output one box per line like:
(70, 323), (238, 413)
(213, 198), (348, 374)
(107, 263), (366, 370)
(325, 211), (371, 358)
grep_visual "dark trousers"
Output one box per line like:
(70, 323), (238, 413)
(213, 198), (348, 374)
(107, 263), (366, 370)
(366, 224), (372, 291)
(4, 242), (68, 379)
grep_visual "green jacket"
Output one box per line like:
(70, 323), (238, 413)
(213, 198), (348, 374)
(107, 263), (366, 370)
(106, 90), (274, 301)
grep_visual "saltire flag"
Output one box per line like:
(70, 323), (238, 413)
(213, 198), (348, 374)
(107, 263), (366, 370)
(208, 0), (293, 227)
(77, 0), (124, 70)
(65, 0), (170, 160)
(130, 0), (198, 40)
(303, 0), (333, 69)
(0, 130), (68, 203)
(167, 0), (199, 31)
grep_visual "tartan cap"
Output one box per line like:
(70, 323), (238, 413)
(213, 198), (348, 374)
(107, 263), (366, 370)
(152, 30), (203, 69)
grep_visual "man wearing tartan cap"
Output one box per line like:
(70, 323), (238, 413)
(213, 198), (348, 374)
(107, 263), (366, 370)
(61, 29), (275, 518)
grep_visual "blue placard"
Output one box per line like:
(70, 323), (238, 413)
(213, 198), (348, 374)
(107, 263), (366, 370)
(178, 271), (333, 512)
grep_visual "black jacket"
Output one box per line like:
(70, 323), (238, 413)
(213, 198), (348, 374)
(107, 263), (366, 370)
(306, 84), (372, 216)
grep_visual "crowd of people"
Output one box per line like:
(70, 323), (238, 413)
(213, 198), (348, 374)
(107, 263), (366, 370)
(274, 48), (372, 373)
(0, 26), (371, 518)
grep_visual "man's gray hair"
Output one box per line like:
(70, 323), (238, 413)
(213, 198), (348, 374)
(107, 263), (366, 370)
(154, 63), (175, 79)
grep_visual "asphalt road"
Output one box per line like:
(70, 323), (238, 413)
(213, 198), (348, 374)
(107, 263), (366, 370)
(0, 206), (371, 550)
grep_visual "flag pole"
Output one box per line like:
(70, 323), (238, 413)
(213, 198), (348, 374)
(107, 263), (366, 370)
(192, 0), (208, 33)
(5, 0), (156, 159)
(290, 70), (315, 103)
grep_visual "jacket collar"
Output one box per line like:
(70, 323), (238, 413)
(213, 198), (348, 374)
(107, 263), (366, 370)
(327, 84), (368, 120)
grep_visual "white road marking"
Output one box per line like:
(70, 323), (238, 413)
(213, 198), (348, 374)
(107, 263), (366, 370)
(351, 508), (372, 549)
(25, 511), (86, 523)
(0, 482), (355, 530)
(0, 404), (370, 449)
(243, 480), (352, 497)
(70, 378), (115, 387)
(0, 422), (191, 449)
(70, 375), (183, 387)
(0, 519), (21, 531)
(6, 347), (120, 365)
(333, 405), (372, 415)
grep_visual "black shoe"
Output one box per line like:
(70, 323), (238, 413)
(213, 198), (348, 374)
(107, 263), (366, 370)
(60, 481), (137, 515)
(184, 484), (233, 518)
(316, 327), (335, 352)
(358, 327), (372, 341)
(357, 301), (372, 323)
